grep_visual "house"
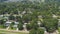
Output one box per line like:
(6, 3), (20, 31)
(4, 21), (19, 28)
(4, 21), (11, 27)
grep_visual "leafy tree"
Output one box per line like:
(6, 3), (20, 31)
(10, 22), (15, 29)
(9, 15), (15, 20)
(37, 28), (44, 34)
(30, 20), (39, 30)
(29, 28), (44, 34)
(26, 23), (32, 30)
(43, 18), (58, 33)
(0, 19), (6, 25)
(18, 22), (23, 30)
(16, 16), (22, 21)
(22, 14), (32, 23)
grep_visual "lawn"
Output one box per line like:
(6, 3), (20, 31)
(0, 25), (7, 29)
(0, 30), (28, 34)
(58, 27), (60, 34)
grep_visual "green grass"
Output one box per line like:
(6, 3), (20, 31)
(58, 27), (60, 34)
(9, 27), (16, 30)
(0, 25), (5, 28)
(0, 30), (28, 34)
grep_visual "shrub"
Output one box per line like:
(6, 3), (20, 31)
(37, 28), (44, 34)
(29, 28), (44, 34)
(29, 29), (37, 34)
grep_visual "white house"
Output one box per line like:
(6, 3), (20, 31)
(4, 21), (11, 27)
(5, 21), (19, 27)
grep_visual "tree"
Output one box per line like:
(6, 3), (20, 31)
(22, 14), (32, 23)
(9, 15), (15, 20)
(18, 22), (23, 30)
(10, 22), (15, 29)
(16, 16), (22, 22)
(0, 19), (6, 25)
(37, 28), (44, 34)
(43, 18), (58, 33)
(26, 19), (39, 30)
(29, 28), (44, 34)
(26, 24), (31, 30)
